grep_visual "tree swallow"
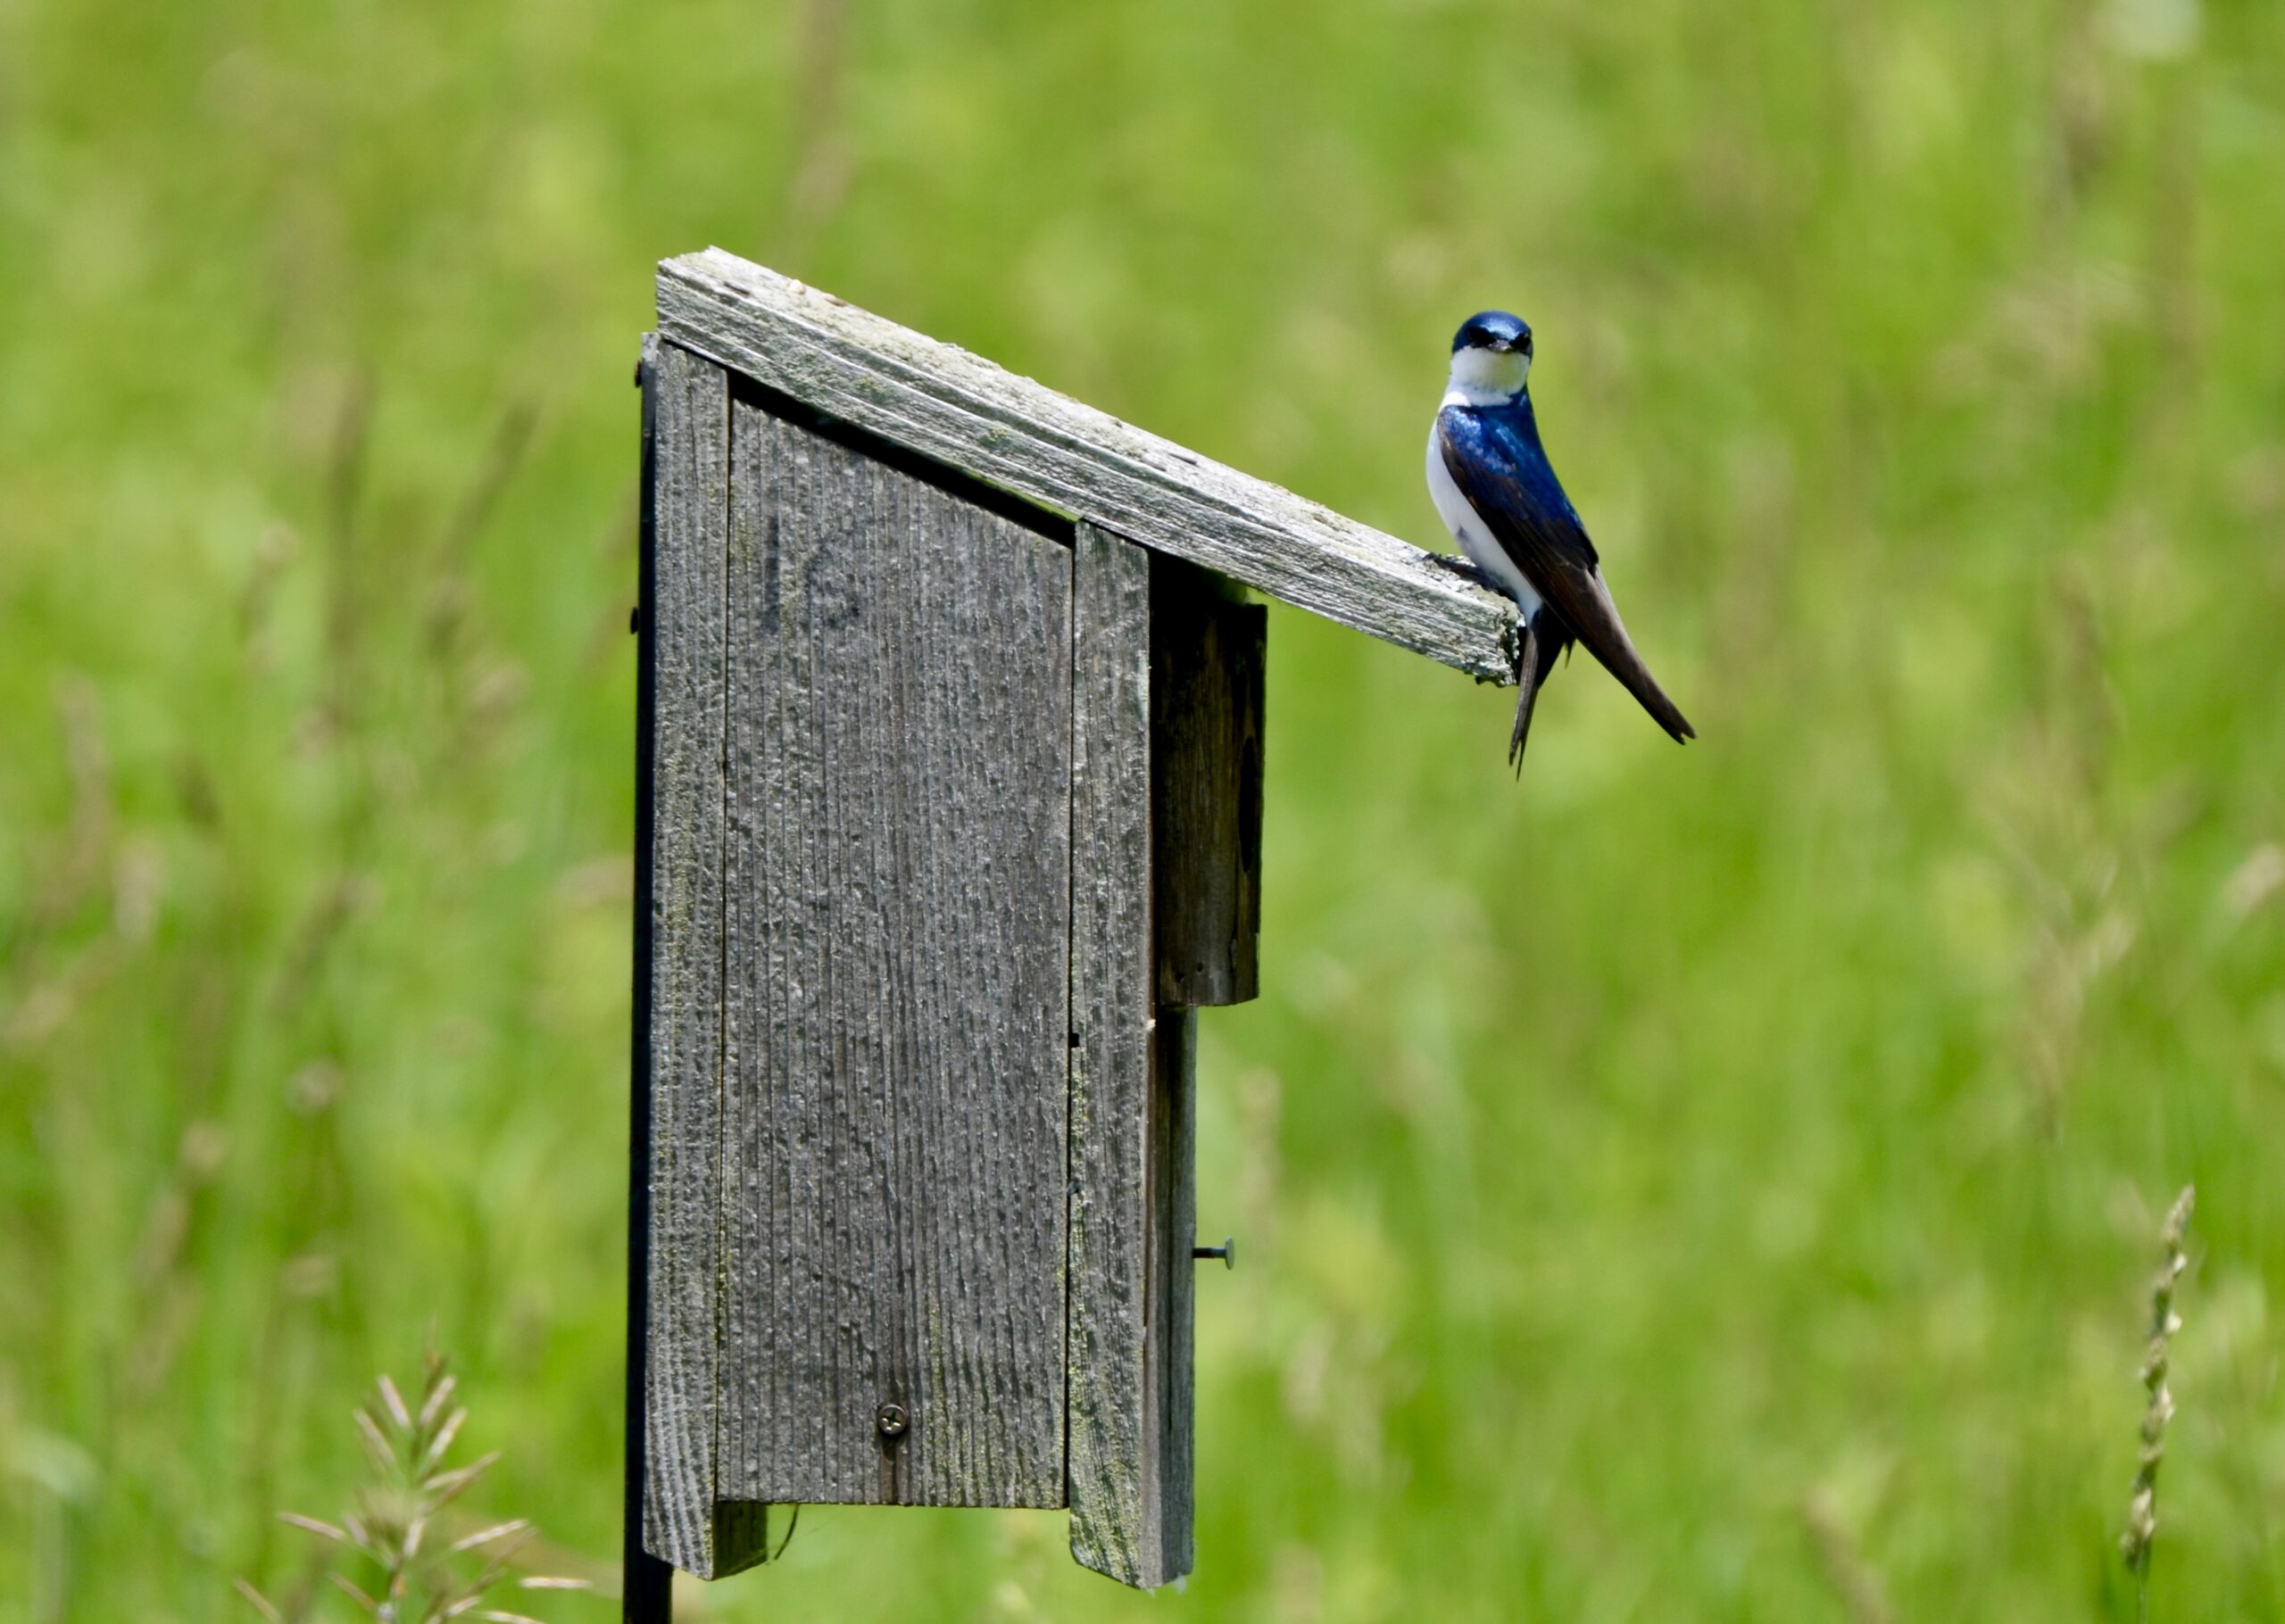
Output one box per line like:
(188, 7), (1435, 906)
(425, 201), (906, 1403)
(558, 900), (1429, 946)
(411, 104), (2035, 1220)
(1427, 311), (1694, 769)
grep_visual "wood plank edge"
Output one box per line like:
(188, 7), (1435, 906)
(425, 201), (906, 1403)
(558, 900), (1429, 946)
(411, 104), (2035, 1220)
(655, 260), (1517, 685)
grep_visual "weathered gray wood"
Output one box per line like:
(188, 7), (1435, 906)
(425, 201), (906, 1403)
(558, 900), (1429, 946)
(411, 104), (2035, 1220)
(706, 1504), (769, 1581)
(656, 248), (1518, 684)
(1067, 525), (1195, 1589)
(715, 394), (1072, 1511)
(1067, 523), (1159, 1586)
(1152, 561), (1266, 1007)
(644, 344), (769, 1579)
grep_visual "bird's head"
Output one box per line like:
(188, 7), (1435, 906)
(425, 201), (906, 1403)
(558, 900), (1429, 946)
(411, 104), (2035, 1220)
(1446, 311), (1533, 402)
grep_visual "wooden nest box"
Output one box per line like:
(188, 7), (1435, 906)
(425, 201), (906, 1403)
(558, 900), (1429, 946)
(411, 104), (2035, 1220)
(632, 249), (1512, 1593)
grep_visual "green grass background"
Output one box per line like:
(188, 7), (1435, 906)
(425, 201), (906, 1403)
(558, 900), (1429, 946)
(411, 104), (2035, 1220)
(5, 0), (2284, 1618)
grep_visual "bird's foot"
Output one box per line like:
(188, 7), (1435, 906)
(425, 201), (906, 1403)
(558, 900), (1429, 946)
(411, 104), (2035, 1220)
(1422, 549), (1503, 595)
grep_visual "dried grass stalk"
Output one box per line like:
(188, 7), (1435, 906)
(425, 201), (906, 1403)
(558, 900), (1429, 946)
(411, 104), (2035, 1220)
(237, 1350), (591, 1622)
(2121, 1185), (2194, 1622)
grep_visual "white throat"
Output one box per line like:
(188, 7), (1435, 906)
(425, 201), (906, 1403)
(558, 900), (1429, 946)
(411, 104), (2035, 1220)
(1442, 346), (1529, 408)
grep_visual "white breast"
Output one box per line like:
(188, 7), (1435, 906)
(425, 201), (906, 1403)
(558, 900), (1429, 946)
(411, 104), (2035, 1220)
(1425, 417), (1542, 619)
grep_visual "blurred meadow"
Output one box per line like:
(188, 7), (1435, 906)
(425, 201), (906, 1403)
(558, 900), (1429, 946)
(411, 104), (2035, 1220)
(4, 0), (2285, 1618)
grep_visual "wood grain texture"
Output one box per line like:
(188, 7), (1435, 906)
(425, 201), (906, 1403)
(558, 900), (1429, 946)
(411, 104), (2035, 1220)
(625, 331), (675, 1624)
(1151, 560), (1266, 1008)
(642, 343), (769, 1578)
(656, 249), (1518, 684)
(1066, 523), (1159, 1586)
(1066, 525), (1196, 1589)
(707, 1503), (769, 1579)
(715, 394), (1073, 1511)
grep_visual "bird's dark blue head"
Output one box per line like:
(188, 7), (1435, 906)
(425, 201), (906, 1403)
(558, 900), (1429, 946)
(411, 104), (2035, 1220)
(1445, 311), (1534, 402)
(1452, 311), (1533, 357)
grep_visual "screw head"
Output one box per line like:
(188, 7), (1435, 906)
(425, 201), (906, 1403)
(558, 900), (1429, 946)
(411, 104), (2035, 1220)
(876, 1402), (909, 1439)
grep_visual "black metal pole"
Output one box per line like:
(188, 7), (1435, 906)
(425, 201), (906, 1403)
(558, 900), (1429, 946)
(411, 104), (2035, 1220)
(624, 336), (675, 1623)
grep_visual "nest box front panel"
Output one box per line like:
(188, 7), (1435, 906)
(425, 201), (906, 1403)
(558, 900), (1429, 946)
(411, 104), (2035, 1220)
(644, 337), (1076, 1569)
(718, 394), (1075, 1509)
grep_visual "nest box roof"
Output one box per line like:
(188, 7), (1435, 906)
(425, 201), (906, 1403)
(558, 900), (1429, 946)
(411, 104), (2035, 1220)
(658, 248), (1516, 684)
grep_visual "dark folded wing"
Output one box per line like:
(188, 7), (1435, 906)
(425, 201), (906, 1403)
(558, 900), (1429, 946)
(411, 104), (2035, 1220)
(1438, 410), (1694, 742)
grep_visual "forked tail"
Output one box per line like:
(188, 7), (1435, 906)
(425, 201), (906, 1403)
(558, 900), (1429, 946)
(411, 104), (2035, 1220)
(1507, 617), (1569, 775)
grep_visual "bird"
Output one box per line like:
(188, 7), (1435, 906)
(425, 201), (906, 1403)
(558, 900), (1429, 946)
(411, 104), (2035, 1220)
(1425, 311), (1694, 771)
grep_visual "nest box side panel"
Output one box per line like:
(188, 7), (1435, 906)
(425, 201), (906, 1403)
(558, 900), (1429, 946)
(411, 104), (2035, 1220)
(1068, 524), (1196, 1589)
(642, 344), (769, 1578)
(715, 395), (1074, 1510)
(1151, 559), (1266, 1007)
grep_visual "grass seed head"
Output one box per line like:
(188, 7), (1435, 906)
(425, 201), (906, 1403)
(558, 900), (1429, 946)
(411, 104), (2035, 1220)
(2121, 1185), (2194, 1597)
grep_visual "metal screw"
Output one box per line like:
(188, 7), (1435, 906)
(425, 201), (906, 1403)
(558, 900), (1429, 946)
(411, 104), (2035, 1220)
(1193, 1237), (1235, 1271)
(876, 1402), (909, 1439)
